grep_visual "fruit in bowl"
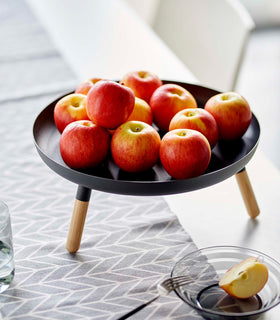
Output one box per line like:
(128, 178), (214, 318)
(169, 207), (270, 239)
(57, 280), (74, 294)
(54, 72), (255, 181)
(169, 108), (218, 149)
(121, 70), (162, 103)
(204, 91), (252, 140)
(60, 120), (110, 170)
(111, 121), (161, 173)
(54, 93), (89, 134)
(150, 83), (198, 132)
(75, 77), (102, 95)
(127, 97), (153, 125)
(86, 80), (135, 129)
(160, 129), (211, 179)
(219, 257), (269, 299)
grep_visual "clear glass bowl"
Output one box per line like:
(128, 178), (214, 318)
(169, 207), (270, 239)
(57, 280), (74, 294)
(171, 246), (280, 320)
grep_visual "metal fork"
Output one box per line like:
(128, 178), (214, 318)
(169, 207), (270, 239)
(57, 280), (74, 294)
(116, 276), (191, 320)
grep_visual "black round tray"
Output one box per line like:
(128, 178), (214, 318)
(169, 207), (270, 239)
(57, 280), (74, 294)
(33, 81), (260, 196)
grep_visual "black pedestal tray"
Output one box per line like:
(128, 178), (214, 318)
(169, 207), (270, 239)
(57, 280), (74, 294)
(33, 81), (260, 252)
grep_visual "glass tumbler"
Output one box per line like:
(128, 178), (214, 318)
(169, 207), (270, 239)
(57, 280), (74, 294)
(0, 201), (15, 293)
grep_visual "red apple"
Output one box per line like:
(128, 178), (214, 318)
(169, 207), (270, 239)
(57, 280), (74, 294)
(160, 129), (211, 179)
(75, 77), (102, 95)
(127, 97), (153, 125)
(87, 80), (135, 129)
(150, 83), (198, 132)
(121, 70), (162, 103)
(60, 120), (110, 170)
(54, 93), (89, 133)
(204, 91), (252, 140)
(111, 121), (161, 172)
(219, 257), (269, 299)
(169, 108), (218, 148)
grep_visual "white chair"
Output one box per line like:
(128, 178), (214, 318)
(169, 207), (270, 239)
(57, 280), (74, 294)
(145, 0), (259, 218)
(150, 0), (255, 92)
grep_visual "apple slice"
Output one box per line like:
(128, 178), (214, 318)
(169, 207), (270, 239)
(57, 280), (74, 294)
(219, 257), (268, 299)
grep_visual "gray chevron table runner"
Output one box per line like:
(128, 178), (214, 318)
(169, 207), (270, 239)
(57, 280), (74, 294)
(0, 1), (203, 319)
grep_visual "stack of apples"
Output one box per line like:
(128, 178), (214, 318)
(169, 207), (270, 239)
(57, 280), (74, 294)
(54, 70), (252, 179)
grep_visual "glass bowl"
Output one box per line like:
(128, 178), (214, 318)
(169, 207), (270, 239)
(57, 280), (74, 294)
(171, 246), (280, 320)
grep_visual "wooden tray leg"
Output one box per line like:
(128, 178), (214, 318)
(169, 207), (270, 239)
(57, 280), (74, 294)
(235, 167), (260, 219)
(66, 185), (92, 253)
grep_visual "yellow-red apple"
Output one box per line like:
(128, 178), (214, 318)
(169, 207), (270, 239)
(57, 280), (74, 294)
(121, 70), (162, 103)
(87, 80), (135, 129)
(169, 108), (218, 149)
(204, 92), (252, 140)
(54, 93), (89, 133)
(150, 84), (197, 132)
(111, 121), (161, 172)
(160, 129), (211, 179)
(75, 77), (102, 95)
(60, 120), (110, 170)
(219, 257), (269, 299)
(127, 97), (153, 125)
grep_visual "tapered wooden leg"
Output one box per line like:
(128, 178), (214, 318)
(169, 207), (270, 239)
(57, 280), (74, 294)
(235, 167), (260, 219)
(66, 185), (92, 253)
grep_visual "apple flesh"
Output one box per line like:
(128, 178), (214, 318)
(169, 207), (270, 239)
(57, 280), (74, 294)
(111, 121), (161, 172)
(150, 83), (197, 132)
(219, 257), (269, 299)
(169, 108), (218, 149)
(160, 129), (211, 179)
(204, 92), (252, 140)
(127, 97), (153, 125)
(54, 93), (89, 133)
(60, 120), (110, 170)
(86, 80), (135, 129)
(121, 70), (162, 103)
(75, 77), (102, 95)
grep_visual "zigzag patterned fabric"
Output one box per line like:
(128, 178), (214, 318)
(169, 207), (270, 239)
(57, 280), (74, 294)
(0, 1), (203, 319)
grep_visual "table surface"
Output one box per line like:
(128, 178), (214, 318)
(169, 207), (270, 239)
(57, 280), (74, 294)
(1, 0), (280, 319)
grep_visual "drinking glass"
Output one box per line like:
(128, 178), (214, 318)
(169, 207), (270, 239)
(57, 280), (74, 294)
(0, 201), (15, 293)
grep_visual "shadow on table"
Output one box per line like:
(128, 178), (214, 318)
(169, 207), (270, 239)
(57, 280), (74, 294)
(240, 218), (260, 246)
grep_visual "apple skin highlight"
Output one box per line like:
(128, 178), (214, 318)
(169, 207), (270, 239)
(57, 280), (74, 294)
(54, 93), (89, 134)
(127, 97), (153, 125)
(86, 80), (135, 130)
(111, 121), (161, 173)
(169, 108), (218, 149)
(160, 129), (211, 180)
(150, 83), (197, 132)
(205, 92), (252, 140)
(60, 120), (110, 170)
(121, 70), (162, 103)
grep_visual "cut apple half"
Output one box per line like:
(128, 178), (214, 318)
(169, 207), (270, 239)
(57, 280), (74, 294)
(219, 257), (269, 299)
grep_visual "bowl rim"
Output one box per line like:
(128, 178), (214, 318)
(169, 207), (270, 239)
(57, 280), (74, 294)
(171, 245), (280, 317)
